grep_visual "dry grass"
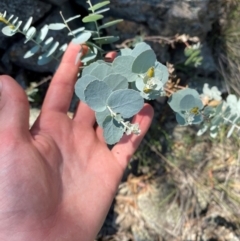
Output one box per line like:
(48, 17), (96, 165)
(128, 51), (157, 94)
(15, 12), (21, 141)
(218, 0), (240, 95)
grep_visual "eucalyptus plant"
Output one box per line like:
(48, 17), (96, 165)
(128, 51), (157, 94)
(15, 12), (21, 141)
(0, 0), (240, 144)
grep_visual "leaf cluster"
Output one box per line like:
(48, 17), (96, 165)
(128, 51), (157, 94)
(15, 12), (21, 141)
(0, 0), (123, 66)
(74, 42), (170, 144)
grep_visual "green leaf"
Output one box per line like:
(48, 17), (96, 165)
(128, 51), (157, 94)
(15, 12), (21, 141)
(103, 74), (128, 91)
(99, 19), (123, 30)
(95, 108), (111, 127)
(48, 23), (66, 30)
(82, 62), (100, 76)
(131, 42), (152, 57)
(82, 14), (104, 23)
(65, 15), (81, 23)
(93, 36), (119, 44)
(24, 45), (40, 58)
(112, 55), (137, 82)
(168, 88), (201, 112)
(24, 26), (36, 43)
(12, 17), (19, 25)
(85, 80), (112, 112)
(179, 95), (197, 110)
(75, 74), (99, 101)
(22, 17), (33, 33)
(35, 25), (49, 44)
(72, 32), (91, 44)
(154, 62), (169, 84)
(44, 41), (59, 57)
(176, 113), (187, 126)
(88, 1), (110, 11)
(90, 63), (112, 80)
(68, 27), (85, 36)
(107, 89), (144, 118)
(102, 116), (124, 145)
(119, 48), (132, 56)
(42, 37), (54, 52)
(37, 55), (53, 65)
(95, 8), (110, 14)
(2, 26), (16, 36)
(131, 50), (156, 74)
(12, 20), (22, 33)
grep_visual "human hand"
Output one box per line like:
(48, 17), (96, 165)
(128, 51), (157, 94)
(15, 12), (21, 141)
(0, 43), (153, 241)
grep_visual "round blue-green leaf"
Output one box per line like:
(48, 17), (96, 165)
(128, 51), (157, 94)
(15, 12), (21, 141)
(135, 76), (145, 92)
(154, 62), (169, 85)
(131, 42), (151, 57)
(168, 88), (201, 112)
(2, 26), (16, 36)
(107, 89), (144, 118)
(95, 108), (111, 127)
(102, 116), (124, 145)
(193, 114), (203, 124)
(85, 80), (112, 112)
(75, 74), (99, 101)
(179, 95), (196, 110)
(112, 55), (137, 82)
(176, 113), (187, 126)
(82, 62), (99, 76)
(90, 63), (112, 80)
(119, 48), (132, 56)
(103, 74), (128, 91)
(72, 32), (91, 44)
(131, 50), (156, 74)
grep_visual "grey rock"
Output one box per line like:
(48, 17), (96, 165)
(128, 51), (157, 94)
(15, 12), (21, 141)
(41, 0), (68, 6)
(76, 0), (220, 38)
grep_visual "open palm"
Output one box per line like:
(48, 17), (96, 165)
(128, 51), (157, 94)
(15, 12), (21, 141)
(0, 43), (153, 241)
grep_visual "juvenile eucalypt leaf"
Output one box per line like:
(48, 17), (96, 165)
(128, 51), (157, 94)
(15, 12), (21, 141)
(107, 89), (144, 118)
(168, 88), (204, 125)
(102, 74), (128, 91)
(112, 55), (137, 82)
(135, 66), (166, 100)
(102, 116), (124, 145)
(95, 108), (111, 127)
(84, 80), (112, 112)
(75, 75), (100, 102)
(131, 42), (152, 57)
(131, 49), (156, 74)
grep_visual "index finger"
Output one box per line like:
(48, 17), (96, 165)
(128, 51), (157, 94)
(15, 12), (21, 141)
(42, 43), (87, 113)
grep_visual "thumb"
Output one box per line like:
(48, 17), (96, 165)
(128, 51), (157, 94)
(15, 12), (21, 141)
(0, 75), (30, 135)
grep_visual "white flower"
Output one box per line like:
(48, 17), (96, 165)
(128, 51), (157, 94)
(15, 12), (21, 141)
(226, 94), (240, 115)
(202, 83), (222, 101)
